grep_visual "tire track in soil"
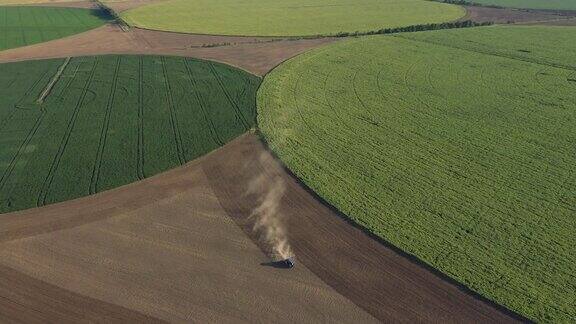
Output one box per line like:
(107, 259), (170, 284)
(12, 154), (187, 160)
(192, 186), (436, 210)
(89, 56), (122, 194)
(37, 57), (99, 207)
(160, 56), (186, 165)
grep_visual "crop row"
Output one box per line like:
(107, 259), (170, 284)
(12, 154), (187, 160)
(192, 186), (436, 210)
(0, 55), (260, 212)
(258, 28), (576, 322)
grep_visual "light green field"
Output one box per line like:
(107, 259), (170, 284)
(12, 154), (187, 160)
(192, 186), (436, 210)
(472, 0), (576, 10)
(0, 6), (109, 51)
(258, 26), (576, 322)
(121, 0), (464, 36)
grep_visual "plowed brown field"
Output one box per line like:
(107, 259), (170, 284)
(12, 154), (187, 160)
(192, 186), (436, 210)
(0, 134), (524, 322)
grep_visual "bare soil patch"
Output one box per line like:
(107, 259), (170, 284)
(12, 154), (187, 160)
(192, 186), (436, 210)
(462, 5), (576, 24)
(0, 25), (336, 75)
(0, 265), (163, 323)
(103, 0), (165, 12)
(0, 144), (377, 323)
(0, 133), (525, 322)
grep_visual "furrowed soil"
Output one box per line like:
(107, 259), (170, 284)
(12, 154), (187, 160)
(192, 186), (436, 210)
(0, 133), (521, 323)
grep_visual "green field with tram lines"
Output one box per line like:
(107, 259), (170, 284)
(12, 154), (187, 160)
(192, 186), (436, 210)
(0, 55), (260, 213)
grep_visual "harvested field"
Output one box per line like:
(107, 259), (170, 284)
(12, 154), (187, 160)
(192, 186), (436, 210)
(462, 5), (576, 23)
(120, 0), (464, 36)
(258, 26), (576, 322)
(0, 133), (522, 323)
(0, 55), (259, 214)
(534, 16), (576, 25)
(0, 6), (109, 51)
(0, 25), (337, 75)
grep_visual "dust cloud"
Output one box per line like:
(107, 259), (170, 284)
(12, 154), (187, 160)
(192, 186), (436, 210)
(245, 152), (293, 260)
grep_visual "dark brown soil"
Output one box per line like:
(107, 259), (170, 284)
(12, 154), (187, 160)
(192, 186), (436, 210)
(0, 265), (164, 323)
(462, 5), (576, 24)
(0, 24), (336, 76)
(0, 137), (378, 323)
(0, 133), (526, 323)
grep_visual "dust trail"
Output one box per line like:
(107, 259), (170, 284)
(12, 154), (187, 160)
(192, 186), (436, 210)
(245, 152), (293, 260)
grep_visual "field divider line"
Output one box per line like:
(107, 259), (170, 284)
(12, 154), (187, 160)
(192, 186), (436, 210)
(37, 57), (71, 104)
(89, 56), (121, 195)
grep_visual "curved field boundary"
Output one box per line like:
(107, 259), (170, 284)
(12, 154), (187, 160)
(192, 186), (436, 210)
(0, 136), (377, 322)
(258, 26), (576, 322)
(0, 55), (260, 214)
(202, 134), (524, 322)
(120, 0), (465, 37)
(0, 133), (519, 322)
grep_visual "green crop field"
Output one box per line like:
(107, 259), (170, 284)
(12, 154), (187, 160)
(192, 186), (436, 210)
(0, 0), (81, 4)
(258, 26), (576, 322)
(0, 55), (260, 213)
(0, 6), (109, 52)
(120, 0), (464, 37)
(471, 0), (576, 10)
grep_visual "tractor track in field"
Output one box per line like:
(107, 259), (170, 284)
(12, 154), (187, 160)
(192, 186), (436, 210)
(136, 55), (145, 180)
(183, 58), (224, 146)
(0, 67), (55, 192)
(37, 57), (98, 207)
(160, 56), (186, 165)
(89, 56), (121, 194)
(208, 63), (250, 130)
(0, 67), (50, 129)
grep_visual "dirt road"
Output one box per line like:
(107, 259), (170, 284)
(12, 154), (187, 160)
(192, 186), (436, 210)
(0, 24), (336, 76)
